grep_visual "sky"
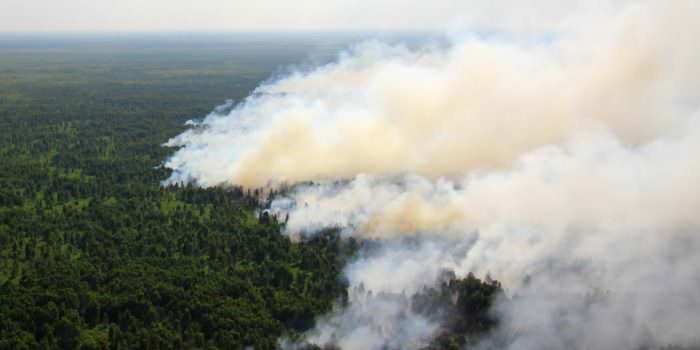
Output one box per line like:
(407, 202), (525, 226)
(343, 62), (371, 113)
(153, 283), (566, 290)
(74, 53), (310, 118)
(0, 0), (629, 33)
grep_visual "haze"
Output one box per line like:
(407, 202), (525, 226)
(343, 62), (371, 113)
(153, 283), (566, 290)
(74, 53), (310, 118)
(1, 0), (633, 33)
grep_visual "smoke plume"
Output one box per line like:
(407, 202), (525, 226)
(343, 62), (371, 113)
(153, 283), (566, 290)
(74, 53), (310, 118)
(164, 1), (700, 349)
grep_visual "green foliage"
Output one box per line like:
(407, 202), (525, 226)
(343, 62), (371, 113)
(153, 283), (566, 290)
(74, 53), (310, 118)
(0, 35), (354, 349)
(415, 272), (503, 350)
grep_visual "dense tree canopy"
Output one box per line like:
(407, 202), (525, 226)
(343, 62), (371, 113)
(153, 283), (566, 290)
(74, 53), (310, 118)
(0, 36), (356, 349)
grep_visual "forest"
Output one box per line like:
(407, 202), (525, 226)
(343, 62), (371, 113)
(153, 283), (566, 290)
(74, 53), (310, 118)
(0, 35), (502, 349)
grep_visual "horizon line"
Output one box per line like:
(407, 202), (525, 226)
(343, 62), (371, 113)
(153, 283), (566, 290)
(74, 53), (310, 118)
(0, 29), (439, 36)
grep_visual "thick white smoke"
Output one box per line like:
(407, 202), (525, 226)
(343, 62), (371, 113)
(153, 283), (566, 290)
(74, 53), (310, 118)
(274, 124), (700, 348)
(164, 1), (700, 349)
